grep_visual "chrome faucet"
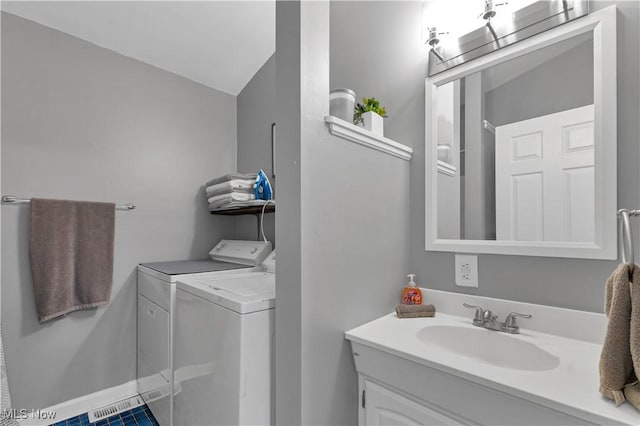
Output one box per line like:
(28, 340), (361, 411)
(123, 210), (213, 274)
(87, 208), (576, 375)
(463, 303), (532, 334)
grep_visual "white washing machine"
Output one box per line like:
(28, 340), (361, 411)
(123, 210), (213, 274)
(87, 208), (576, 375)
(173, 250), (276, 426)
(137, 240), (272, 426)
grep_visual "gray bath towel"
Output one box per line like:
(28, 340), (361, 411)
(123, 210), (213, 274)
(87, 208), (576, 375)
(599, 263), (637, 405)
(29, 198), (115, 322)
(626, 263), (640, 410)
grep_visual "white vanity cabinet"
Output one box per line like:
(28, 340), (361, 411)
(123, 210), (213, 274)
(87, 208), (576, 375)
(352, 342), (602, 426)
(362, 378), (461, 426)
(347, 288), (640, 426)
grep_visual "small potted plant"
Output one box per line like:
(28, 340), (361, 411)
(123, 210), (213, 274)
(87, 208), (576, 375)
(353, 97), (388, 136)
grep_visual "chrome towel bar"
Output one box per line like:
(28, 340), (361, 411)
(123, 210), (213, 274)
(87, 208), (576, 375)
(1, 195), (135, 211)
(617, 209), (640, 265)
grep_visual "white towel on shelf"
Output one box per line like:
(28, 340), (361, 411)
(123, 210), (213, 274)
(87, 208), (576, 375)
(206, 173), (257, 187)
(206, 184), (254, 198)
(208, 192), (255, 206)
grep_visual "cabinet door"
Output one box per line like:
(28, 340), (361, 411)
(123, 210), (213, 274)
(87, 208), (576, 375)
(364, 380), (461, 426)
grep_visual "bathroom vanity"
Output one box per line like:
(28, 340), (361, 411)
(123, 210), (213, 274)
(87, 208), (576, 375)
(345, 290), (639, 426)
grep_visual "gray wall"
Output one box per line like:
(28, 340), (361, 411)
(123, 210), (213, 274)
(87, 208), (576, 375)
(463, 72), (495, 239)
(274, 2), (417, 425)
(235, 54), (275, 244)
(411, 1), (640, 313)
(1, 13), (237, 408)
(274, 1), (413, 424)
(274, 2), (302, 423)
(437, 171), (460, 239)
(485, 37), (594, 127)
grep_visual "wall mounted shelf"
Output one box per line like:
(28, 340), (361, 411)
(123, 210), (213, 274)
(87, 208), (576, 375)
(210, 204), (275, 216)
(324, 116), (413, 161)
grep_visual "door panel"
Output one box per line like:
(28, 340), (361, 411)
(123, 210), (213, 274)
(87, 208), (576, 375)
(495, 104), (594, 241)
(364, 380), (461, 426)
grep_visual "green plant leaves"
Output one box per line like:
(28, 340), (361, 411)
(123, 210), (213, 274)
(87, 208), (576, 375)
(353, 96), (388, 125)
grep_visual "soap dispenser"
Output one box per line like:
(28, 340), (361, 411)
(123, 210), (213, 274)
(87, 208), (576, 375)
(401, 274), (422, 305)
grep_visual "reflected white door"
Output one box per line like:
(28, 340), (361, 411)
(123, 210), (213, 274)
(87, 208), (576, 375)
(495, 104), (594, 242)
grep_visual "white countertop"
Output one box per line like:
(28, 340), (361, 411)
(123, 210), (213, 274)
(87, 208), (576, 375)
(346, 295), (640, 426)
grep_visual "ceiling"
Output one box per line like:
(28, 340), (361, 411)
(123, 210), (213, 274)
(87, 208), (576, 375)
(1, 1), (275, 96)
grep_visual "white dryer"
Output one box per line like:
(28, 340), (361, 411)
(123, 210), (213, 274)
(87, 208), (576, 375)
(137, 240), (272, 426)
(173, 250), (276, 426)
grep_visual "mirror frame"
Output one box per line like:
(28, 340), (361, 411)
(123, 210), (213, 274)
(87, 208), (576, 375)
(425, 5), (617, 259)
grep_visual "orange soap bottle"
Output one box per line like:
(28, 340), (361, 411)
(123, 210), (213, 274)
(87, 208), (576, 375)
(401, 274), (422, 305)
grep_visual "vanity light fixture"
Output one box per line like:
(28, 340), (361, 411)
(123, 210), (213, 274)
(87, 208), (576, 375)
(426, 26), (442, 47)
(426, 26), (448, 62)
(479, 0), (508, 21)
(426, 0), (589, 76)
(479, 0), (509, 43)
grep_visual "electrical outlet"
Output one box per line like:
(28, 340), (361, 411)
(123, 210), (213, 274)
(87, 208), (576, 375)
(455, 254), (478, 287)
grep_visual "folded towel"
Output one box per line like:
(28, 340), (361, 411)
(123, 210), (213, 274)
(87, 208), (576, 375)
(206, 182), (255, 198)
(29, 199), (115, 322)
(631, 264), (640, 382)
(396, 304), (436, 318)
(206, 186), (254, 199)
(209, 198), (234, 210)
(208, 192), (255, 206)
(206, 173), (257, 188)
(629, 263), (640, 411)
(209, 196), (252, 210)
(599, 263), (637, 405)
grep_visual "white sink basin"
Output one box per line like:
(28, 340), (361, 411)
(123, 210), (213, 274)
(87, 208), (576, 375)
(416, 325), (560, 371)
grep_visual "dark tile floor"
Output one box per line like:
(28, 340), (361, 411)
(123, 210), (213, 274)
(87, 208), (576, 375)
(50, 405), (159, 426)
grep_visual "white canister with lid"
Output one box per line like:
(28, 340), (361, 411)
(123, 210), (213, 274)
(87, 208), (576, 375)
(329, 88), (356, 123)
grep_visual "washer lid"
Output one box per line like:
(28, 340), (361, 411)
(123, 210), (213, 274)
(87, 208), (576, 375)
(209, 240), (272, 266)
(177, 272), (275, 314)
(140, 259), (249, 275)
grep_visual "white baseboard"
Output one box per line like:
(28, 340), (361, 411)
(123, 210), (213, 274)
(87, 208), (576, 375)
(17, 380), (138, 426)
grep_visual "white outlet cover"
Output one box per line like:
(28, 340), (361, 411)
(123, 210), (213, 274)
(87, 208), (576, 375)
(455, 254), (478, 287)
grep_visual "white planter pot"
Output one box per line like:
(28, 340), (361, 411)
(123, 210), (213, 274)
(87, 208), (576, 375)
(362, 111), (384, 136)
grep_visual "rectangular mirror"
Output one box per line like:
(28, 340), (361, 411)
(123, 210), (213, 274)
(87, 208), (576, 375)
(425, 6), (617, 259)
